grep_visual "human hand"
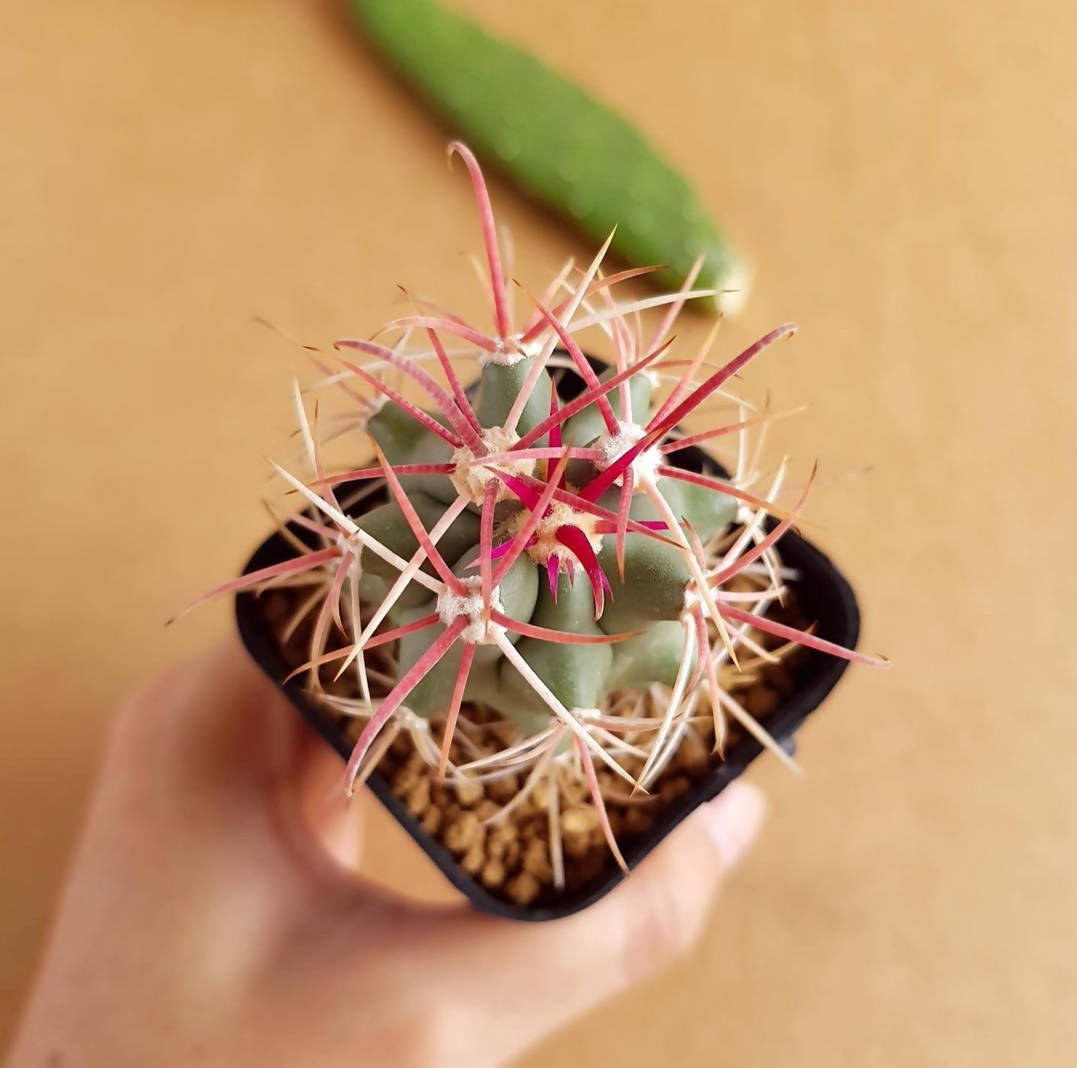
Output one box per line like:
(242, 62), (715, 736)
(8, 639), (766, 1068)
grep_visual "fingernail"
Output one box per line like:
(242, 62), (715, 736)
(698, 781), (767, 872)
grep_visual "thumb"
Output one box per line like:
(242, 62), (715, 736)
(432, 780), (767, 1065)
(602, 779), (768, 982)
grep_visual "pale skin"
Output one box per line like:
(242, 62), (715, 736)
(7, 639), (766, 1068)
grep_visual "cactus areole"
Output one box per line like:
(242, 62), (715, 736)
(218, 144), (882, 917)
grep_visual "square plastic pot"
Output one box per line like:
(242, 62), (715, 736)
(235, 358), (860, 920)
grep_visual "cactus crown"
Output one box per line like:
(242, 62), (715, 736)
(201, 143), (881, 878)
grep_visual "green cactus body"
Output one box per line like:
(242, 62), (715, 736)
(360, 352), (735, 731)
(355, 494), (478, 604)
(499, 569), (613, 723)
(474, 357), (552, 436)
(394, 550), (538, 715)
(562, 366), (653, 447)
(606, 621), (693, 691)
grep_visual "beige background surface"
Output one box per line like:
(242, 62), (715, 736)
(3, 1), (1076, 1064)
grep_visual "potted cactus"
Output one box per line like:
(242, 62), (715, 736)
(199, 144), (881, 919)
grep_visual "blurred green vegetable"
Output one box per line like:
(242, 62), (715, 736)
(349, 0), (750, 313)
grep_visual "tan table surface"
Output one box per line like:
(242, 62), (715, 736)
(3, 2), (1075, 1064)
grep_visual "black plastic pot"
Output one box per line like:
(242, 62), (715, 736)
(235, 359), (861, 921)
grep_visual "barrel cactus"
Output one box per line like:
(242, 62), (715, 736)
(199, 143), (879, 878)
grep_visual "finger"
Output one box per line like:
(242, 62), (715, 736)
(291, 733), (368, 871)
(109, 639), (378, 890)
(54, 641), (338, 975)
(107, 637), (303, 802)
(428, 781), (766, 1065)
